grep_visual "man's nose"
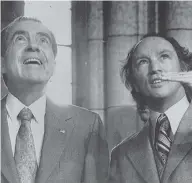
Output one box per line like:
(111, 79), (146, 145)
(25, 39), (40, 52)
(149, 59), (162, 74)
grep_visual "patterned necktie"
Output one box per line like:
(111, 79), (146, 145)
(14, 107), (37, 183)
(155, 113), (173, 167)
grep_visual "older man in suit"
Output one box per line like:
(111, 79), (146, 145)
(1, 16), (109, 183)
(108, 34), (192, 183)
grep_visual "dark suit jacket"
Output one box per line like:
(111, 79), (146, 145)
(1, 96), (109, 183)
(108, 103), (192, 183)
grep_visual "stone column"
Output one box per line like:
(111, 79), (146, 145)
(163, 1), (192, 51)
(72, 2), (105, 121)
(104, 1), (148, 109)
(87, 1), (105, 121)
(71, 1), (89, 107)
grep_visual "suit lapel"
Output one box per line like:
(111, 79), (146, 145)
(162, 103), (192, 182)
(1, 96), (20, 183)
(126, 123), (160, 183)
(36, 99), (75, 183)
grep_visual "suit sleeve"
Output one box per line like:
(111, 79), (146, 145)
(83, 114), (109, 183)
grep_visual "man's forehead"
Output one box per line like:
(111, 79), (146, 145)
(134, 37), (176, 55)
(9, 20), (51, 37)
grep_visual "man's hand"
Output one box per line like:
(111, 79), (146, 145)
(161, 71), (192, 88)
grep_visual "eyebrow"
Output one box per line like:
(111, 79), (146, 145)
(158, 49), (172, 55)
(37, 32), (52, 41)
(134, 54), (149, 61)
(10, 30), (28, 40)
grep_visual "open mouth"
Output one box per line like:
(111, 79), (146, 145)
(150, 75), (167, 85)
(151, 79), (162, 84)
(23, 58), (42, 65)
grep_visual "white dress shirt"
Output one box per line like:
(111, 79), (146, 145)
(6, 93), (46, 165)
(150, 95), (190, 143)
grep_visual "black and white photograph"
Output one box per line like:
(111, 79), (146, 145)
(1, 1), (192, 183)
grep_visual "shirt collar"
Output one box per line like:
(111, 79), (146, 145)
(149, 95), (189, 142)
(6, 93), (46, 123)
(164, 95), (189, 134)
(29, 95), (46, 123)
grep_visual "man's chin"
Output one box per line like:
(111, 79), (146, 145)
(21, 77), (49, 85)
(146, 91), (168, 100)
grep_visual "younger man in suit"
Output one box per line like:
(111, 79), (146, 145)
(1, 16), (109, 183)
(108, 34), (192, 183)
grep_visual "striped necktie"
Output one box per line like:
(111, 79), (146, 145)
(155, 113), (173, 167)
(14, 107), (37, 183)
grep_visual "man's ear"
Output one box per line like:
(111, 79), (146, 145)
(1, 56), (6, 74)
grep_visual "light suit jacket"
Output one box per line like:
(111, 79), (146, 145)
(108, 103), (192, 183)
(1, 96), (109, 183)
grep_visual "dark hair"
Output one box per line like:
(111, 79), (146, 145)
(120, 33), (192, 109)
(1, 16), (57, 57)
(1, 16), (58, 85)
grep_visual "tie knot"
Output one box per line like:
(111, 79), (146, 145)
(18, 107), (33, 121)
(157, 113), (170, 132)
